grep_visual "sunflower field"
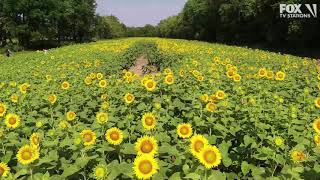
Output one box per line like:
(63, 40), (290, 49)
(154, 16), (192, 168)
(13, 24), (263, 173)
(0, 38), (320, 180)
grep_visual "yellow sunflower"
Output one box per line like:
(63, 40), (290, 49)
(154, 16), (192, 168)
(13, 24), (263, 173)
(5, 113), (21, 129)
(314, 134), (320, 146)
(164, 75), (174, 85)
(90, 73), (97, 79)
(315, 98), (320, 109)
(84, 76), (92, 85)
(291, 150), (306, 162)
(275, 71), (286, 81)
(215, 90), (226, 100)
(93, 164), (108, 180)
(99, 80), (108, 88)
(179, 69), (185, 77)
(197, 145), (222, 169)
(80, 129), (96, 146)
(233, 74), (241, 82)
(164, 68), (172, 75)
(133, 154), (159, 180)
(19, 83), (30, 94)
(141, 112), (156, 130)
(205, 102), (216, 112)
(61, 81), (70, 90)
(312, 118), (320, 133)
(17, 145), (40, 165)
(30, 133), (40, 148)
(190, 134), (209, 157)
(226, 70), (235, 78)
(96, 73), (104, 80)
(105, 127), (123, 145)
(0, 162), (10, 177)
(144, 79), (156, 91)
(274, 137), (284, 146)
(177, 123), (193, 139)
(0, 103), (7, 117)
(135, 136), (158, 156)
(66, 111), (76, 121)
(11, 94), (19, 103)
(48, 94), (57, 104)
(258, 68), (267, 77)
(58, 120), (69, 130)
(200, 94), (209, 103)
(101, 102), (109, 110)
(124, 93), (135, 104)
(266, 71), (274, 79)
(96, 112), (108, 124)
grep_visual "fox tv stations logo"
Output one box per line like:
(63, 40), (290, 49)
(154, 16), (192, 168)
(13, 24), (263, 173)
(280, 4), (317, 18)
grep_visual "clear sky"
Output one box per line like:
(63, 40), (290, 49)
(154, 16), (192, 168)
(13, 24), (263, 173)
(96, 0), (186, 27)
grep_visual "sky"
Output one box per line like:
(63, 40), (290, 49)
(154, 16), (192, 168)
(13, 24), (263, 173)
(96, 0), (186, 27)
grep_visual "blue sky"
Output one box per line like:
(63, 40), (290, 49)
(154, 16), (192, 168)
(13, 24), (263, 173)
(96, 0), (186, 27)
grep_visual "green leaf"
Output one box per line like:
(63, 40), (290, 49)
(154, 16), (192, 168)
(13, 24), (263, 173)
(185, 173), (200, 180)
(208, 170), (226, 180)
(241, 161), (250, 175)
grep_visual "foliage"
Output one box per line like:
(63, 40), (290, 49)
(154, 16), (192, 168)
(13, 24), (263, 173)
(0, 38), (320, 179)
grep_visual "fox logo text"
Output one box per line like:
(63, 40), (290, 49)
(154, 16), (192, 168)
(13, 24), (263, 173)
(280, 4), (317, 18)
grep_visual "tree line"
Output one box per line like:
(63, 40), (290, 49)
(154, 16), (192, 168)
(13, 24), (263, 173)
(1, 0), (320, 51)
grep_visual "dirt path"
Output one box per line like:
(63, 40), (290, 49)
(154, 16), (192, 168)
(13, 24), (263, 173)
(129, 56), (157, 76)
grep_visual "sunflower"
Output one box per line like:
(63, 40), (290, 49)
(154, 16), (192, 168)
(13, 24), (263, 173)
(96, 112), (108, 124)
(215, 90), (226, 100)
(101, 102), (109, 110)
(179, 69), (185, 77)
(105, 127), (123, 145)
(258, 68), (267, 77)
(144, 79), (156, 91)
(312, 118), (320, 133)
(164, 68), (172, 75)
(0, 162), (10, 177)
(36, 121), (43, 128)
(314, 134), (320, 146)
(5, 113), (21, 129)
(80, 129), (96, 146)
(19, 83), (30, 94)
(135, 136), (158, 156)
(233, 74), (241, 82)
(48, 94), (57, 104)
(66, 111), (76, 121)
(197, 75), (204, 82)
(124, 71), (133, 78)
(291, 150), (306, 162)
(0, 103), (7, 117)
(141, 112), (156, 130)
(61, 81), (70, 90)
(226, 70), (235, 78)
(200, 94), (209, 103)
(30, 133), (40, 148)
(198, 145), (222, 169)
(84, 76), (93, 85)
(124, 93), (135, 104)
(266, 71), (274, 79)
(205, 102), (216, 112)
(58, 120), (69, 130)
(164, 75), (174, 85)
(17, 145), (40, 165)
(99, 80), (108, 88)
(93, 164), (108, 180)
(177, 123), (193, 138)
(274, 137), (283, 146)
(315, 98), (320, 109)
(133, 154), (159, 180)
(11, 94), (19, 103)
(96, 73), (104, 80)
(90, 73), (97, 79)
(275, 71), (286, 81)
(190, 135), (209, 157)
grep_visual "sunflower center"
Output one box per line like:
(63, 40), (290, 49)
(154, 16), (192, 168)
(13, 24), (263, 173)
(218, 92), (223, 97)
(204, 150), (217, 163)
(167, 77), (173, 82)
(317, 99), (320, 106)
(110, 132), (119, 141)
(0, 166), (4, 176)
(99, 115), (107, 122)
(0, 106), (4, 113)
(9, 117), (16, 125)
(138, 160), (152, 174)
(317, 122), (320, 130)
(147, 82), (154, 88)
(22, 151), (32, 160)
(83, 133), (93, 142)
(194, 140), (204, 152)
(296, 152), (305, 160)
(141, 141), (153, 153)
(145, 117), (154, 126)
(63, 83), (68, 88)
(127, 95), (133, 101)
(180, 126), (189, 135)
(22, 86), (27, 91)
(209, 104), (215, 111)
